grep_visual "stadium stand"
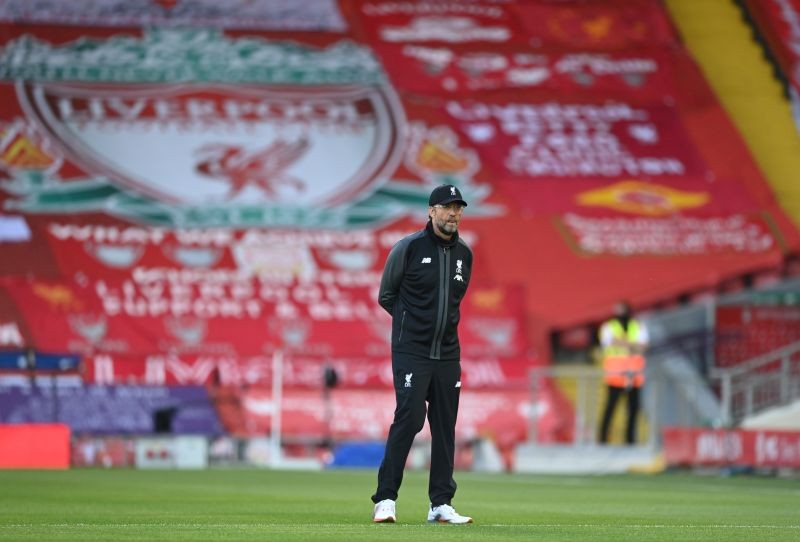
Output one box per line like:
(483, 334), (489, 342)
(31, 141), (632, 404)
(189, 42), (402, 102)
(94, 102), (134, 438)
(0, 0), (799, 471)
(667, 0), (800, 239)
(738, 0), (800, 135)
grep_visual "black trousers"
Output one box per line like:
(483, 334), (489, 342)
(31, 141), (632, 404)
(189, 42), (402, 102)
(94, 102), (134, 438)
(598, 385), (641, 445)
(372, 354), (461, 506)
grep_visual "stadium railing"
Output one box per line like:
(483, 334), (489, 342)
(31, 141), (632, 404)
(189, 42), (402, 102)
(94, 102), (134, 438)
(711, 339), (800, 427)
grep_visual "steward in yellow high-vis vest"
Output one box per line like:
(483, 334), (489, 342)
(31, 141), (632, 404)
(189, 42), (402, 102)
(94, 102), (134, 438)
(598, 301), (649, 445)
(600, 318), (647, 389)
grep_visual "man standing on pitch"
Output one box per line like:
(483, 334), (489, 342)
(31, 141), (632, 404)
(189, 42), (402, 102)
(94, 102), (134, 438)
(371, 184), (474, 525)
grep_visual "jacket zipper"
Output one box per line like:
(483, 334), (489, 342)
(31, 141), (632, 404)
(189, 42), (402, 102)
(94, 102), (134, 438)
(398, 310), (407, 343)
(430, 245), (450, 359)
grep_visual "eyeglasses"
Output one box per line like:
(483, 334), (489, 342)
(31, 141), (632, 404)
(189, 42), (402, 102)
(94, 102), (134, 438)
(432, 203), (465, 213)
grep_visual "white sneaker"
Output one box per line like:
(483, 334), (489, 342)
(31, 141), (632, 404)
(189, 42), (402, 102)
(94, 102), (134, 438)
(373, 499), (396, 523)
(427, 503), (473, 524)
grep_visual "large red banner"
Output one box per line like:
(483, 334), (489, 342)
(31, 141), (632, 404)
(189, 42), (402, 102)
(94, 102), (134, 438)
(663, 427), (800, 468)
(0, 13), (798, 362)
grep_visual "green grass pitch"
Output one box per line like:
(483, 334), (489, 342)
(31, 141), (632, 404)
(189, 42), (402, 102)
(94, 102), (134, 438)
(0, 468), (798, 541)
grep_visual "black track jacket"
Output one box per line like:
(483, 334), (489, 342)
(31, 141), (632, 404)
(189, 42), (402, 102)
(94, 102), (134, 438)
(378, 221), (473, 360)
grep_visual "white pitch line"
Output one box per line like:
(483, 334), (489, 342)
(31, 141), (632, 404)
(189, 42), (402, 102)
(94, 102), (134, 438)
(1, 523), (799, 529)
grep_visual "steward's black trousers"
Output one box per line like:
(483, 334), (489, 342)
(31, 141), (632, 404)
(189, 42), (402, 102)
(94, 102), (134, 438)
(598, 384), (641, 444)
(372, 353), (461, 507)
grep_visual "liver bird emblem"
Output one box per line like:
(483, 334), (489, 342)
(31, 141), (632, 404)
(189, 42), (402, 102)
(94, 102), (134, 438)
(195, 138), (309, 200)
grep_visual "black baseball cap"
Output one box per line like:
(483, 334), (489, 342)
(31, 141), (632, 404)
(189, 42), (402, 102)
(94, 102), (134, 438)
(428, 184), (468, 207)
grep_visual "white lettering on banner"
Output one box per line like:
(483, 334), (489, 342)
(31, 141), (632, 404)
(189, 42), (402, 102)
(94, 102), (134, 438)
(132, 268), (247, 283)
(0, 322), (24, 347)
(49, 224), (389, 249)
(56, 96), (363, 125)
(163, 356), (218, 385)
(562, 214), (774, 255)
(509, 155), (684, 178)
(165, 355), (332, 387)
(176, 229), (236, 247)
(381, 17), (511, 43)
(49, 223), (168, 245)
(446, 101), (647, 123)
(318, 271), (382, 287)
(95, 277), (385, 321)
(139, 282), (166, 299)
(402, 45), (455, 69)
(129, 267), (383, 287)
(363, 3), (504, 18)
(291, 284), (323, 304)
(93, 355), (115, 384)
(259, 285), (290, 302)
(307, 302), (384, 321)
(756, 432), (778, 464)
(555, 55), (658, 77)
(240, 229), (375, 248)
(145, 357), (166, 385)
(695, 431), (743, 462)
(53, 226), (474, 328)
(756, 431), (800, 465)
(97, 280), (265, 319)
(782, 436), (800, 463)
(461, 360), (507, 386)
(446, 101), (689, 178)
(85, 354), (520, 389)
